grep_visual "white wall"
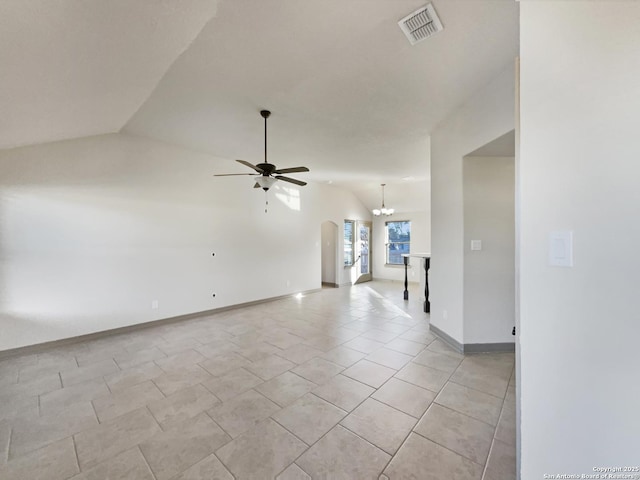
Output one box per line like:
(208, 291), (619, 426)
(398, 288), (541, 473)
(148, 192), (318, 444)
(0, 133), (370, 351)
(520, 1), (640, 476)
(372, 210), (430, 283)
(463, 156), (515, 344)
(430, 64), (515, 343)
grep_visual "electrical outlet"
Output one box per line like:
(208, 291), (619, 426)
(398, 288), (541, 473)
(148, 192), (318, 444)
(286, 280), (291, 287)
(443, 310), (448, 320)
(151, 300), (159, 309)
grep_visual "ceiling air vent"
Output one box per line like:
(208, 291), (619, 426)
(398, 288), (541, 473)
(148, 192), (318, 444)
(398, 3), (443, 45)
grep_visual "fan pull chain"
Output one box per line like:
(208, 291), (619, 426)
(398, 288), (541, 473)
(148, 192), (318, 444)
(265, 190), (268, 213)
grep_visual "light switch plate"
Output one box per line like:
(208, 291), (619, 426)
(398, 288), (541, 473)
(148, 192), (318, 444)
(471, 240), (482, 251)
(549, 231), (573, 267)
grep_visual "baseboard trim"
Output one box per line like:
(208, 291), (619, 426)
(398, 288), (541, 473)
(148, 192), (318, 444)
(321, 282), (339, 288)
(464, 342), (515, 353)
(0, 288), (323, 359)
(429, 324), (515, 354)
(429, 324), (465, 354)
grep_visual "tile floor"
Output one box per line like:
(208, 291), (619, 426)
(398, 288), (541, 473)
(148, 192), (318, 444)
(0, 281), (516, 480)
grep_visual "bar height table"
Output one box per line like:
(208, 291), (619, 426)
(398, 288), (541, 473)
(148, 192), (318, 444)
(402, 253), (431, 313)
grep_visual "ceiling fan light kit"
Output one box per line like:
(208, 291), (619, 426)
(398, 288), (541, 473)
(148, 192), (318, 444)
(213, 110), (310, 212)
(373, 184), (394, 216)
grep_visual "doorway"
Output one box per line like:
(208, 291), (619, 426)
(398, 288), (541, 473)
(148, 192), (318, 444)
(354, 220), (372, 284)
(320, 221), (339, 287)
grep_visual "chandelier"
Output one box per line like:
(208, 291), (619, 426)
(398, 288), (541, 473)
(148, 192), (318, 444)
(373, 183), (394, 216)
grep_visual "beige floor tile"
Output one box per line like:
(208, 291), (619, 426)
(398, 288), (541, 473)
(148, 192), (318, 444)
(202, 367), (263, 402)
(217, 419), (307, 480)
(104, 361), (165, 392)
(415, 403), (494, 464)
(75, 407), (162, 470)
(312, 374), (374, 411)
(359, 329), (399, 343)
(341, 398), (416, 455)
(450, 369), (509, 398)
(427, 338), (465, 359)
(413, 349), (463, 373)
(371, 377), (436, 418)
(456, 355), (513, 380)
(320, 345), (367, 367)
(18, 357), (78, 383)
(395, 362), (450, 392)
(61, 360), (119, 387)
(342, 359), (396, 388)
(208, 389), (280, 438)
(400, 330), (437, 344)
(365, 348), (413, 369)
(436, 382), (503, 426)
(292, 357), (343, 385)
(173, 453), (233, 480)
(1, 373), (61, 400)
(296, 424), (390, 479)
(148, 384), (219, 429)
(1, 420), (10, 464)
(342, 336), (385, 354)
(155, 349), (206, 373)
(0, 370), (18, 389)
(93, 380), (164, 422)
(494, 404), (516, 446)
(245, 354), (295, 380)
(193, 340), (238, 359)
(70, 447), (154, 480)
(272, 393), (346, 444)
(234, 342), (282, 361)
(0, 355), (38, 375)
(75, 346), (125, 368)
(384, 433), (483, 479)
(376, 322), (411, 335)
(153, 364), (212, 396)
(505, 385), (516, 405)
(113, 347), (167, 370)
(302, 334), (344, 352)
(39, 378), (109, 417)
(484, 440), (516, 480)
(0, 393), (39, 421)
(158, 338), (203, 357)
(385, 338), (426, 355)
(0, 437), (79, 480)
(263, 331), (305, 350)
(277, 463), (311, 480)
(10, 401), (97, 458)
(0, 282), (515, 480)
(140, 412), (230, 480)
(255, 371), (317, 407)
(199, 352), (251, 377)
(275, 344), (324, 365)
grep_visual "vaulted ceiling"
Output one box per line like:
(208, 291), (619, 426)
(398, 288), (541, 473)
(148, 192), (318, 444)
(0, 0), (518, 212)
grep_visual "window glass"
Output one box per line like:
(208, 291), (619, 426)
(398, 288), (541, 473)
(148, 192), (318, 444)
(386, 220), (411, 265)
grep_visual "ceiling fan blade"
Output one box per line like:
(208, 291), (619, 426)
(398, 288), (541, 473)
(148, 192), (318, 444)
(213, 173), (256, 176)
(276, 175), (307, 186)
(236, 159), (264, 173)
(273, 166), (309, 174)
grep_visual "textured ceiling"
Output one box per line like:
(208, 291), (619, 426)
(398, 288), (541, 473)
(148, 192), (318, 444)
(0, 0), (219, 149)
(1, 0), (518, 212)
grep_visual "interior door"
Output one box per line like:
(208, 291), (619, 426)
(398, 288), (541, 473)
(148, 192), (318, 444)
(354, 221), (372, 284)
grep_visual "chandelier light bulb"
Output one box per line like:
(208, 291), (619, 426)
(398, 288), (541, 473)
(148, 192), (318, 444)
(373, 184), (393, 217)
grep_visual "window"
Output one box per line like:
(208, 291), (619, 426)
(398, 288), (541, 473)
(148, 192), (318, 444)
(344, 220), (355, 266)
(386, 220), (411, 265)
